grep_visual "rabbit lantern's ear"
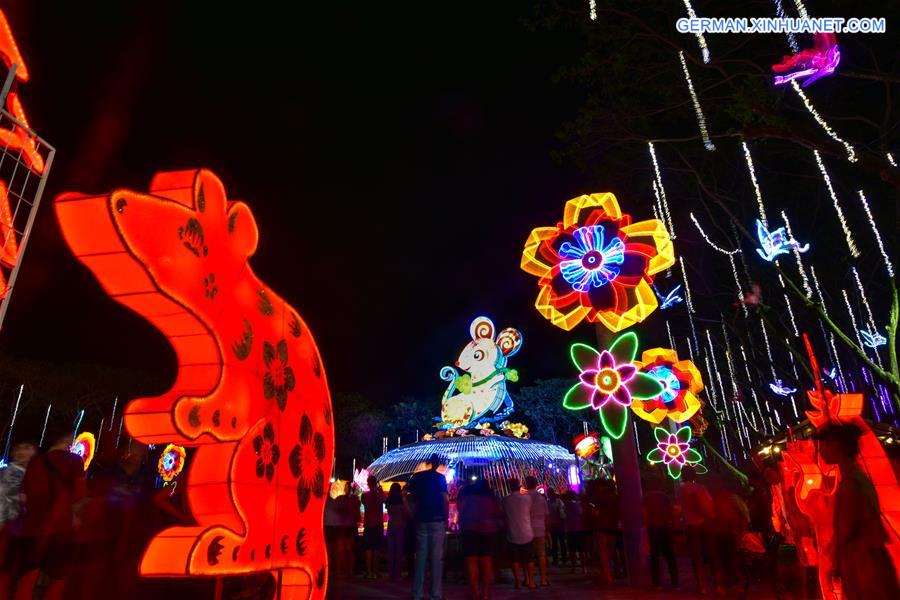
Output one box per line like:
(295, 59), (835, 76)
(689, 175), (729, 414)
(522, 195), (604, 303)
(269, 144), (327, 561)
(496, 328), (523, 357)
(470, 316), (495, 341)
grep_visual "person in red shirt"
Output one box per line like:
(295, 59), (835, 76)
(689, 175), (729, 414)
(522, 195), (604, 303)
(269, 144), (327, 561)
(10, 429), (86, 600)
(677, 466), (715, 594)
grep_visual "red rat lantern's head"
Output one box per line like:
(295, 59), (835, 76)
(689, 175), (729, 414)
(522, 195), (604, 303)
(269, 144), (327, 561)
(55, 169), (334, 598)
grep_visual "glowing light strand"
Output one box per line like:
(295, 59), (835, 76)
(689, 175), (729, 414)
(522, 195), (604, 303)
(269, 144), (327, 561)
(678, 51), (715, 151)
(739, 344), (768, 434)
(742, 141), (768, 227)
(778, 274), (800, 337)
(857, 190), (894, 278)
(678, 257), (695, 314)
(38, 403), (51, 447)
(666, 320), (677, 354)
(791, 0), (809, 20)
(759, 319), (777, 379)
(2, 385), (22, 461)
(851, 267), (877, 331)
(809, 266), (829, 318)
(785, 345), (800, 418)
(887, 152), (897, 167)
(814, 151), (859, 256)
(706, 329), (730, 420)
(781, 211), (812, 297)
(792, 84), (856, 162)
(772, 0), (799, 52)
(841, 288), (870, 358)
(689, 212), (740, 255)
(728, 254), (748, 317)
(648, 143), (675, 239)
(681, 0), (710, 63)
(588, 0), (597, 21)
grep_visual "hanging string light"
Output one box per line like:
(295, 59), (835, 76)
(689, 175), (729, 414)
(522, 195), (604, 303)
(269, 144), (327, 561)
(728, 254), (748, 317)
(841, 288), (871, 359)
(887, 153), (897, 167)
(689, 213), (741, 255)
(791, 0), (810, 19)
(809, 265), (829, 317)
(679, 51), (715, 151)
(741, 141), (768, 227)
(778, 274), (800, 337)
(772, 0), (799, 52)
(739, 344), (767, 432)
(706, 329), (730, 420)
(758, 319), (777, 379)
(857, 190), (894, 278)
(829, 333), (847, 392)
(679, 257), (695, 314)
(666, 320), (677, 354)
(785, 343), (800, 419)
(781, 211), (813, 297)
(814, 151), (860, 256)
(588, 0), (597, 21)
(792, 84), (856, 162)
(648, 143), (675, 238)
(681, 0), (710, 63)
(851, 266), (877, 331)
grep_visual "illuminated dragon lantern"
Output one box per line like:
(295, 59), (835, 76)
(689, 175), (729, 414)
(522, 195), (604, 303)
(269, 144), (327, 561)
(56, 169), (333, 598)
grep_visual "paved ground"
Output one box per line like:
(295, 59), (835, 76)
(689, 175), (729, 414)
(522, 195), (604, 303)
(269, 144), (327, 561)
(329, 562), (782, 599)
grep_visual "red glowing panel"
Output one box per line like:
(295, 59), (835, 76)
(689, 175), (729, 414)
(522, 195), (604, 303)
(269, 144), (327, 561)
(0, 10), (27, 82)
(55, 170), (333, 598)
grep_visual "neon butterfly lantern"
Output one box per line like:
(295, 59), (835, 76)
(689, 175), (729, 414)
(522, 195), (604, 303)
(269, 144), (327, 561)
(71, 431), (96, 471)
(632, 347), (703, 424)
(773, 32), (840, 87)
(646, 425), (706, 480)
(158, 443), (186, 485)
(563, 332), (663, 439)
(755, 219), (809, 262)
(521, 193), (675, 332)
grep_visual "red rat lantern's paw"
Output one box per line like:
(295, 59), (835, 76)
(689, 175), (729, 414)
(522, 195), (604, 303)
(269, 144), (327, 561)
(55, 169), (334, 599)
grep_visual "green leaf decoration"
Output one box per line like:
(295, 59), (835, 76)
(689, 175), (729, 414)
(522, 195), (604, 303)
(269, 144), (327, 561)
(667, 462), (684, 480)
(653, 426), (669, 444)
(563, 382), (593, 410)
(570, 343), (600, 371)
(684, 448), (703, 464)
(599, 402), (629, 439)
(647, 447), (666, 463)
(631, 372), (665, 399)
(675, 425), (692, 444)
(608, 331), (639, 365)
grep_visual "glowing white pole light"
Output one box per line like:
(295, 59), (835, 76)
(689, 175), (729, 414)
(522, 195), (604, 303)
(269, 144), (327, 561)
(39, 403), (52, 448)
(776, 273), (800, 337)
(681, 0), (710, 63)
(781, 211), (812, 297)
(679, 257), (695, 314)
(887, 152), (897, 167)
(772, 0), (799, 52)
(2, 385), (23, 461)
(742, 141), (768, 227)
(679, 51), (715, 152)
(649, 143), (675, 238)
(841, 288), (868, 354)
(791, 0), (809, 19)
(588, 0), (597, 21)
(786, 345), (800, 419)
(815, 151), (860, 256)
(851, 266), (877, 331)
(857, 190), (894, 278)
(689, 212), (741, 255)
(706, 329), (730, 420)
(727, 254), (748, 317)
(793, 83), (856, 162)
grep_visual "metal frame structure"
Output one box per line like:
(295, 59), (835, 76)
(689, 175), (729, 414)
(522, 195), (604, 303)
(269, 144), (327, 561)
(0, 64), (56, 331)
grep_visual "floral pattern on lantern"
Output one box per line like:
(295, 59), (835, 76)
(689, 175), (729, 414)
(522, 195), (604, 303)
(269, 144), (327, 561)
(632, 348), (703, 424)
(521, 192), (675, 332)
(158, 443), (187, 483)
(646, 425), (706, 480)
(563, 332), (663, 439)
(70, 431), (96, 471)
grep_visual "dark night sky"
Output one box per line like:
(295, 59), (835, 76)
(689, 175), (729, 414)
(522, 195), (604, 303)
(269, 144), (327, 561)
(0, 2), (599, 408)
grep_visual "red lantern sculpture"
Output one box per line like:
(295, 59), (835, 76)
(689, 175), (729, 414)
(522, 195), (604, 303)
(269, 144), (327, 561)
(56, 169), (334, 598)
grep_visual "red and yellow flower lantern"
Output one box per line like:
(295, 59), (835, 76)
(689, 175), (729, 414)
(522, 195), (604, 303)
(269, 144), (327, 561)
(71, 431), (96, 471)
(521, 193), (675, 332)
(158, 443), (187, 483)
(633, 348), (703, 424)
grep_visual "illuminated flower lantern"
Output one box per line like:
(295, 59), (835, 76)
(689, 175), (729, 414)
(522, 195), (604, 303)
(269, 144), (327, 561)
(71, 431), (95, 471)
(563, 332), (663, 439)
(55, 169), (334, 598)
(158, 444), (186, 485)
(521, 192), (674, 332)
(632, 348), (703, 424)
(646, 425), (705, 480)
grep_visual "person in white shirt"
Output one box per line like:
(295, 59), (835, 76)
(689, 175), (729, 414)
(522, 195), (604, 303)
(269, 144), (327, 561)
(525, 476), (550, 587)
(502, 478), (535, 589)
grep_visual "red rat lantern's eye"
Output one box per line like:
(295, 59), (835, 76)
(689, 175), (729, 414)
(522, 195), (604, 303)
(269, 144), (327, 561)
(116, 198), (127, 213)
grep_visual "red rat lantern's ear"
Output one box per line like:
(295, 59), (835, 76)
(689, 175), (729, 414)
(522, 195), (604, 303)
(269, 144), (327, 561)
(496, 328), (523, 357)
(225, 201), (258, 258)
(469, 316), (495, 341)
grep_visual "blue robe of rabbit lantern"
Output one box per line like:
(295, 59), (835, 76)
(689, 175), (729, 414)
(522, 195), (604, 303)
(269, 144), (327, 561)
(437, 317), (522, 429)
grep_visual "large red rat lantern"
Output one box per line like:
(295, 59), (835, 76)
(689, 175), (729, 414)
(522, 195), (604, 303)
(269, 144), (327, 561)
(56, 169), (333, 599)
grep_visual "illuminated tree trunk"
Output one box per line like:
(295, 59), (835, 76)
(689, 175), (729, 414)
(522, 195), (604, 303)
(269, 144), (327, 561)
(596, 324), (648, 587)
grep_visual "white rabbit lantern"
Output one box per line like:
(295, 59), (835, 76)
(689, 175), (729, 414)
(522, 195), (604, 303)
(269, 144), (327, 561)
(437, 316), (523, 429)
